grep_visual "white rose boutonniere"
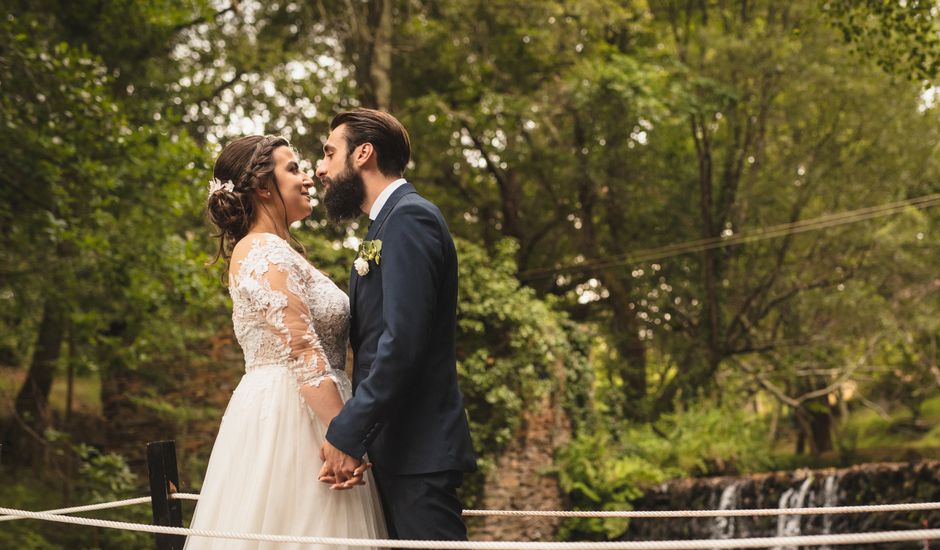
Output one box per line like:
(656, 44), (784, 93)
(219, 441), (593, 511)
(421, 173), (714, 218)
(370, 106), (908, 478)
(354, 257), (370, 276)
(355, 239), (382, 276)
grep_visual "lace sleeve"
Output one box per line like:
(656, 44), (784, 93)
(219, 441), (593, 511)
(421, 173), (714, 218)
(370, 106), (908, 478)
(259, 260), (335, 387)
(231, 236), (336, 389)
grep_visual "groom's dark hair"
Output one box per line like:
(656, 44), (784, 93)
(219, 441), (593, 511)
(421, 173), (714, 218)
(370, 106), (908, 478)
(330, 108), (411, 177)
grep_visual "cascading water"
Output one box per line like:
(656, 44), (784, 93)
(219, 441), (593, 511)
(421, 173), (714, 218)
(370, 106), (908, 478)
(773, 477), (813, 550)
(712, 481), (742, 542)
(626, 461), (940, 549)
(817, 474), (839, 550)
(705, 474), (842, 550)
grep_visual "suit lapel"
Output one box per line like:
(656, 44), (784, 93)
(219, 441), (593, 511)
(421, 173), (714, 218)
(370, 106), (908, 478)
(365, 182), (416, 241)
(349, 266), (360, 323)
(349, 183), (417, 320)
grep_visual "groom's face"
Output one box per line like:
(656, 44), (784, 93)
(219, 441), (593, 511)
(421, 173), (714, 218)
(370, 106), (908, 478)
(317, 125), (366, 222)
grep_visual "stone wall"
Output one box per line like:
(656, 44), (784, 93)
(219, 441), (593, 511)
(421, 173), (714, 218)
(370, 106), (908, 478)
(473, 392), (571, 541)
(626, 461), (940, 549)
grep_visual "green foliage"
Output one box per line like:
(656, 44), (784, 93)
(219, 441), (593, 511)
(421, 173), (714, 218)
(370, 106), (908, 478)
(822, 0), (940, 81)
(557, 398), (773, 539)
(73, 444), (137, 503)
(68, 444), (151, 549)
(0, 8), (216, 371)
(0, 478), (69, 550)
(0, 443), (149, 549)
(645, 401), (774, 475)
(557, 431), (671, 540)
(455, 237), (591, 466)
(1, 0), (940, 543)
(840, 394), (940, 453)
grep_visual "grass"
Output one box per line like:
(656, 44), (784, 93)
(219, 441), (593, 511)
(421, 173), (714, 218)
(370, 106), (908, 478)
(782, 394), (940, 467)
(758, 394), (940, 471)
(840, 394), (940, 450)
(0, 368), (101, 419)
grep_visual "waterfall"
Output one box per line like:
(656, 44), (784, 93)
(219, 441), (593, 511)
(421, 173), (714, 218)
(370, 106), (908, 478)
(772, 476), (813, 550)
(712, 481), (742, 542)
(817, 474), (839, 550)
(625, 461), (940, 544)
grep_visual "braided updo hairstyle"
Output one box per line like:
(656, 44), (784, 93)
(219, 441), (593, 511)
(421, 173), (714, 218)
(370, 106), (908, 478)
(206, 134), (291, 265)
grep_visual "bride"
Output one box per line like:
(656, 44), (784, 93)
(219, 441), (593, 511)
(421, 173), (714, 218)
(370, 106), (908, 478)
(185, 135), (386, 549)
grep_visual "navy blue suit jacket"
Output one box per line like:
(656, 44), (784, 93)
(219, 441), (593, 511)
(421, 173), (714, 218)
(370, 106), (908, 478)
(326, 183), (477, 475)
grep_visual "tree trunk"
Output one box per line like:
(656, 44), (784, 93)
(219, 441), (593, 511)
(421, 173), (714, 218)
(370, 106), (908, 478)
(605, 275), (648, 418)
(98, 321), (139, 453)
(692, 115), (723, 391)
(9, 300), (65, 464)
(793, 400), (833, 455)
(369, 0), (393, 110)
(345, 0), (393, 110)
(807, 398), (834, 455)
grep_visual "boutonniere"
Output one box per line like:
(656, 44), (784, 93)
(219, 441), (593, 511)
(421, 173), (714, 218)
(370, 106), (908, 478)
(354, 239), (382, 276)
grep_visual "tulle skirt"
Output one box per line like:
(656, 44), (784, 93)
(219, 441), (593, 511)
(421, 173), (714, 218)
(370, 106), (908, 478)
(183, 367), (386, 550)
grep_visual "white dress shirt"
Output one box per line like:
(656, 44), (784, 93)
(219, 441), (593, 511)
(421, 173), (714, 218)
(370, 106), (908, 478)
(369, 178), (408, 221)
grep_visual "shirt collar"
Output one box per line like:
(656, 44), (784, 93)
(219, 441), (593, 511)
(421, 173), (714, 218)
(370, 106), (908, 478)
(369, 178), (408, 220)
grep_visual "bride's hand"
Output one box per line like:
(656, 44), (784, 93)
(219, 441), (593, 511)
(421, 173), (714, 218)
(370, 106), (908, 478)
(353, 461), (373, 476)
(330, 461), (372, 490)
(335, 474), (366, 489)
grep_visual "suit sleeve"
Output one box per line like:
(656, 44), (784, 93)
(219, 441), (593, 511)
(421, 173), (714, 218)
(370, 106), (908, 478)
(326, 202), (443, 458)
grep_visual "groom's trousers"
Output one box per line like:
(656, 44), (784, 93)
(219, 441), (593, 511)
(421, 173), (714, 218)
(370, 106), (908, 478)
(372, 467), (467, 544)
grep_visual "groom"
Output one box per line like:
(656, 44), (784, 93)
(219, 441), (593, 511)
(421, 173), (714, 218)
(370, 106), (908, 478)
(315, 108), (477, 542)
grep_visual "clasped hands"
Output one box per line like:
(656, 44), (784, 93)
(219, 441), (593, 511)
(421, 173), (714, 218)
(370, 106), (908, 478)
(319, 440), (371, 490)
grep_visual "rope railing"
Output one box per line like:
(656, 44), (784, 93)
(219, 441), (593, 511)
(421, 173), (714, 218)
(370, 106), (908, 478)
(5, 442), (938, 549)
(174, 492), (940, 517)
(460, 501), (940, 518)
(6, 491), (940, 521)
(2, 505), (940, 549)
(0, 496), (153, 523)
(169, 491), (940, 518)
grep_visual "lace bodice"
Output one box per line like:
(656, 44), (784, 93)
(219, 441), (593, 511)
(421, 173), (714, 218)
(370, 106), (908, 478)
(228, 233), (350, 394)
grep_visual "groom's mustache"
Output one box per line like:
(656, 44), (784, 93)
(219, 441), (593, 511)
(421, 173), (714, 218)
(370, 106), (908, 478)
(317, 174), (337, 190)
(320, 168), (366, 222)
(318, 176), (344, 201)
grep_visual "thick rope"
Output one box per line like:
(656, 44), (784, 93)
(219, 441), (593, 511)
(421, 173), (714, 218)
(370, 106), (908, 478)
(0, 496), (153, 523)
(2, 506), (940, 549)
(170, 494), (940, 517)
(4, 493), (939, 521)
(460, 502), (940, 518)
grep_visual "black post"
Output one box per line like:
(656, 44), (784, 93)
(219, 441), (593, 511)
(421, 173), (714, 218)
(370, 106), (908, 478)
(147, 440), (185, 550)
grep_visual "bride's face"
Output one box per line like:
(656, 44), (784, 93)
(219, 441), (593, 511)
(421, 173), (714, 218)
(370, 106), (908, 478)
(268, 145), (314, 224)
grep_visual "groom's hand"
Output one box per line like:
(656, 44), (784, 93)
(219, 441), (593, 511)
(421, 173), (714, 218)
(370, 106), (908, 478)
(317, 464), (371, 489)
(319, 440), (367, 490)
(322, 461), (373, 490)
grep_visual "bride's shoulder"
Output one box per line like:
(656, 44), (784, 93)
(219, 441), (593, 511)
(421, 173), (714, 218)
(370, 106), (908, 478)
(230, 233), (295, 276)
(232, 232), (278, 255)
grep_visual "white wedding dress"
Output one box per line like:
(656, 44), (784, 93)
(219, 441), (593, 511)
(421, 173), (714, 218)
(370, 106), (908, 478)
(184, 233), (386, 550)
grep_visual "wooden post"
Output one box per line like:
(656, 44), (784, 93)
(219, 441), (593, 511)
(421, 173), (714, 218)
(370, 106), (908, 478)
(147, 440), (185, 550)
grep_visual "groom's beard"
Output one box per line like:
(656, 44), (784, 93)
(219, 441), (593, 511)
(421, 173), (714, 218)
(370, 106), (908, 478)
(322, 160), (366, 223)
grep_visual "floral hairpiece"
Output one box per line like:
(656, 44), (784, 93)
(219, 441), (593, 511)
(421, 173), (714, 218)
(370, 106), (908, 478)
(207, 177), (235, 198)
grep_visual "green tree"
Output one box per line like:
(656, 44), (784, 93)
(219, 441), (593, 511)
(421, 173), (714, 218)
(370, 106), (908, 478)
(822, 0), (940, 81)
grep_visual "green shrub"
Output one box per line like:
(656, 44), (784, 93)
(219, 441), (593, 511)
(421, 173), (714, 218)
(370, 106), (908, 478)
(557, 398), (773, 539)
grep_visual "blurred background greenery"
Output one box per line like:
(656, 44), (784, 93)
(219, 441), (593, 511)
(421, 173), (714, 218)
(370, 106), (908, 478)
(1, 0), (938, 547)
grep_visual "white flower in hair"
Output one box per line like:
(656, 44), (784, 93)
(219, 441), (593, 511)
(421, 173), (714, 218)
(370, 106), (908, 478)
(207, 177), (235, 198)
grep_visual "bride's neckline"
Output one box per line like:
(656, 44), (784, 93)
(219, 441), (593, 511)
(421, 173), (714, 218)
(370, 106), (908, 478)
(240, 232), (329, 279)
(245, 231), (287, 240)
